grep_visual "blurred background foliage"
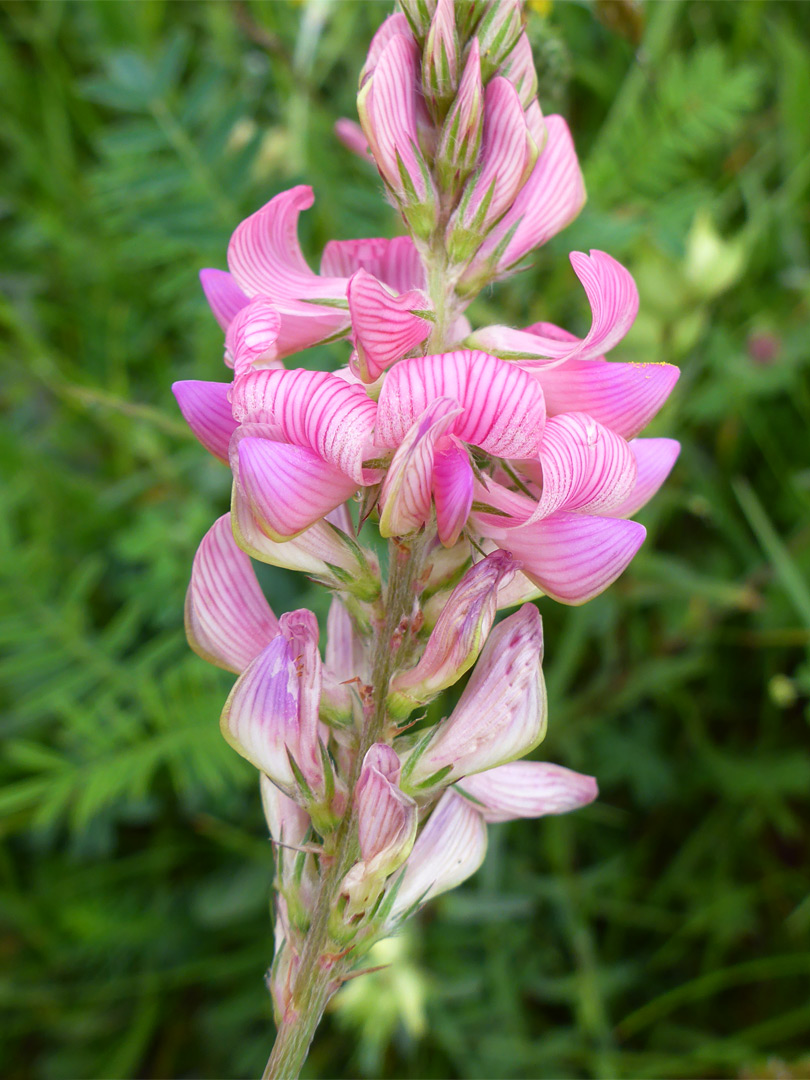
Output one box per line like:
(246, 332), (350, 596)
(1, 0), (809, 1077)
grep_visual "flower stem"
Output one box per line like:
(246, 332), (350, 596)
(262, 535), (429, 1080)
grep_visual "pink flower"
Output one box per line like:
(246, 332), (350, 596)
(376, 349), (547, 546)
(455, 761), (598, 822)
(401, 604), (547, 791)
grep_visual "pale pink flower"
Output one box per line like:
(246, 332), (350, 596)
(455, 761), (598, 822)
(401, 604), (546, 791)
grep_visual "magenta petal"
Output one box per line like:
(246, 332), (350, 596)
(172, 380), (237, 464)
(433, 439), (475, 547)
(320, 235), (426, 293)
(334, 117), (371, 159)
(609, 438), (681, 518)
(376, 350), (545, 458)
(199, 269), (250, 332)
(348, 268), (430, 382)
(489, 512), (646, 605)
(225, 297), (282, 376)
(457, 761), (598, 822)
(379, 399), (462, 538)
(238, 438), (359, 540)
(268, 298), (352, 358)
(228, 185), (347, 301)
(186, 514), (280, 674)
(534, 358), (680, 439)
(231, 368), (378, 483)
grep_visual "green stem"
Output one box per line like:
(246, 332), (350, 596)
(262, 536), (429, 1080)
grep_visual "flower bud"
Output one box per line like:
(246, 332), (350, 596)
(455, 761), (598, 821)
(497, 30), (537, 109)
(388, 551), (516, 717)
(398, 0), (436, 40)
(320, 597), (367, 729)
(260, 772), (311, 848)
(401, 604), (547, 792)
(422, 0), (459, 120)
(475, 0), (524, 84)
(435, 39), (484, 192)
(387, 790), (487, 922)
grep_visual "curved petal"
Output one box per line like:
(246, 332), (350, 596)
(199, 269), (249, 332)
(522, 412), (637, 519)
(379, 399), (462, 538)
(228, 185), (347, 301)
(237, 438), (359, 541)
(376, 350), (546, 458)
(225, 297), (282, 376)
(320, 235), (426, 293)
(231, 368), (378, 483)
(347, 268), (431, 382)
(433, 438), (475, 547)
(534, 358), (680, 440)
(267, 298), (352, 359)
(389, 790), (488, 920)
(186, 514), (279, 674)
(334, 117), (371, 159)
(457, 761), (598, 822)
(172, 380), (236, 463)
(360, 11), (412, 85)
(484, 512), (646, 605)
(609, 437), (681, 519)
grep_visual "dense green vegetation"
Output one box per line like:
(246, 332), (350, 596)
(2, 1), (809, 1077)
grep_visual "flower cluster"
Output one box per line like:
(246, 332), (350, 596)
(173, 0), (679, 1044)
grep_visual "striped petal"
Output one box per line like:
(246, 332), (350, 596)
(379, 399), (462, 538)
(376, 350), (545, 458)
(225, 297), (282, 376)
(456, 761), (598, 822)
(267, 298), (351, 359)
(389, 790), (488, 920)
(228, 185), (346, 301)
(609, 437), (681, 519)
(433, 438), (475, 547)
(186, 513), (279, 674)
(464, 115), (585, 280)
(237, 438), (359, 541)
(199, 269), (249, 331)
(483, 512), (646, 605)
(231, 368), (378, 483)
(360, 11), (412, 85)
(320, 235), (426, 293)
(534, 358), (680, 440)
(172, 380), (236, 463)
(347, 268), (431, 382)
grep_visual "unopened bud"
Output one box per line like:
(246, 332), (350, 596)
(435, 38), (484, 191)
(398, 0), (436, 40)
(475, 0), (524, 83)
(422, 0), (460, 120)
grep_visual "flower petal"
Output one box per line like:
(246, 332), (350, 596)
(433, 438), (475, 547)
(609, 438), (681, 518)
(376, 350), (546, 458)
(228, 185), (347, 301)
(457, 761), (598, 822)
(320, 235), (426, 293)
(172, 380), (237, 463)
(379, 399), (462, 538)
(260, 773), (311, 847)
(483, 512), (646, 605)
(237, 438), (359, 541)
(534, 358), (680, 439)
(360, 11), (412, 85)
(231, 368), (378, 483)
(225, 297), (282, 376)
(347, 268), (431, 382)
(199, 269), (249, 331)
(334, 117), (371, 159)
(390, 790), (488, 919)
(185, 513), (280, 674)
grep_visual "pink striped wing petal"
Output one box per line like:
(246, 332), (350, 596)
(172, 380), (237, 463)
(534, 358), (680, 439)
(379, 399), (462, 538)
(231, 368), (378, 483)
(185, 514), (280, 674)
(225, 297), (282, 376)
(320, 235), (426, 292)
(376, 350), (545, 458)
(433, 438), (475, 547)
(457, 761), (598, 822)
(523, 412), (638, 519)
(269, 298), (351, 359)
(237, 438), (359, 540)
(609, 438), (681, 519)
(360, 11), (412, 84)
(228, 185), (347, 301)
(466, 115), (585, 277)
(485, 511), (646, 605)
(199, 269), (250, 331)
(348, 268), (431, 382)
